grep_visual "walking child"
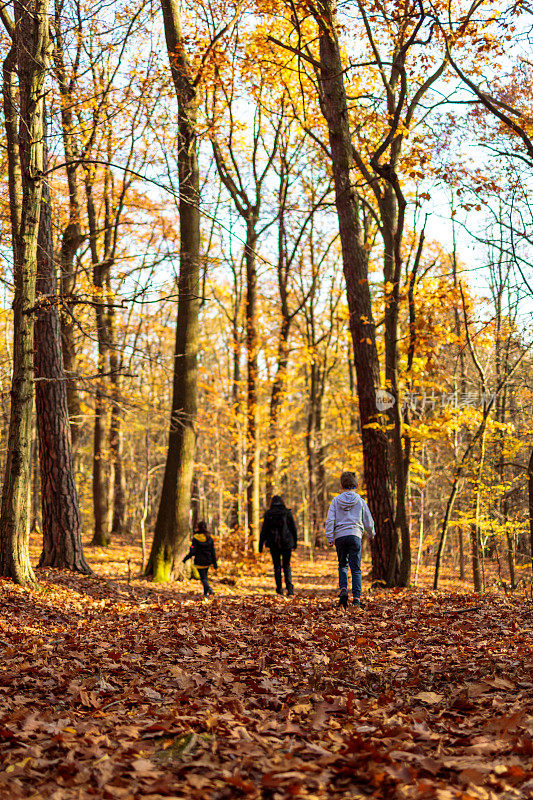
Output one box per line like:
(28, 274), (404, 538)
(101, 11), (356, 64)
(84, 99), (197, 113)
(325, 471), (375, 609)
(183, 521), (218, 598)
(259, 495), (297, 596)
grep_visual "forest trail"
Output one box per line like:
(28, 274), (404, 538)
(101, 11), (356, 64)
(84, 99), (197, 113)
(0, 545), (532, 800)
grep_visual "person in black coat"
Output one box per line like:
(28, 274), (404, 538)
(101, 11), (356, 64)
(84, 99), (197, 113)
(183, 521), (218, 597)
(259, 496), (297, 596)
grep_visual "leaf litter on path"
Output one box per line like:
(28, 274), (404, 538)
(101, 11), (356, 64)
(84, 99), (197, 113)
(0, 549), (531, 799)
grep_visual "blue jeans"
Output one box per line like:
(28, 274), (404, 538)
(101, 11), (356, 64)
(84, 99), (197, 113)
(335, 535), (362, 600)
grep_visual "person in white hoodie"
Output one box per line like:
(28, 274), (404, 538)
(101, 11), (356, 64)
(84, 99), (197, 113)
(325, 471), (375, 609)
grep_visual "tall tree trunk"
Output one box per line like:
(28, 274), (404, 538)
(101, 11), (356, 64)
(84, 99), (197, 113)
(228, 317), (241, 532)
(108, 280), (126, 536)
(145, 0), (200, 581)
(266, 159), (292, 506)
(110, 393), (126, 536)
(266, 316), (290, 505)
(53, 6), (83, 450)
(381, 182), (410, 585)
(0, 1), (49, 585)
(316, 3), (399, 585)
(35, 141), (90, 574)
(528, 447), (533, 577)
(306, 362), (327, 547)
(244, 217), (260, 552)
(85, 177), (111, 546)
(471, 523), (482, 592)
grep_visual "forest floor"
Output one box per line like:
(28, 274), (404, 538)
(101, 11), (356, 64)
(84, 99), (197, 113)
(0, 536), (532, 800)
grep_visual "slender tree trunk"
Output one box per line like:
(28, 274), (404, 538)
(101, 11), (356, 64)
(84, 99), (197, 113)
(145, 0), (200, 581)
(266, 316), (290, 504)
(529, 447), (533, 577)
(306, 365), (318, 546)
(92, 385), (109, 544)
(451, 216), (466, 580)
(30, 427), (39, 532)
(53, 8), (83, 450)
(471, 419), (487, 592)
(35, 142), (90, 574)
(316, 4), (399, 584)
(229, 318), (241, 532)
(108, 286), (126, 536)
(316, 402), (327, 540)
(244, 217), (260, 551)
(306, 363), (327, 547)
(381, 183), (410, 585)
(0, 1), (49, 585)
(85, 178), (111, 546)
(110, 395), (126, 536)
(266, 161), (292, 505)
(458, 527), (465, 580)
(471, 522), (482, 592)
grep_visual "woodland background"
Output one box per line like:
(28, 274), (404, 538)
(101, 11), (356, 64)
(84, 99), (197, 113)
(1, 4), (533, 799)
(0, 0), (532, 591)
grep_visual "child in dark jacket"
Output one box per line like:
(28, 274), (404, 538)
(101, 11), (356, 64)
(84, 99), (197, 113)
(183, 521), (218, 597)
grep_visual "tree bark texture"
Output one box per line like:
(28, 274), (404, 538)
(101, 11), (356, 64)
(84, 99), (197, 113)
(306, 361), (327, 547)
(53, 6), (84, 450)
(146, 0), (200, 581)
(0, 0), (49, 585)
(266, 317), (290, 505)
(316, 3), (399, 584)
(266, 160), (291, 506)
(244, 217), (260, 551)
(380, 182), (410, 585)
(470, 523), (482, 592)
(85, 176), (112, 546)
(228, 315), (242, 533)
(108, 277), (126, 536)
(529, 447), (533, 576)
(35, 149), (90, 574)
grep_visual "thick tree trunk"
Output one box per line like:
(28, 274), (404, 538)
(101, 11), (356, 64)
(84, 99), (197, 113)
(317, 5), (399, 584)
(0, 2), (49, 585)
(35, 149), (90, 574)
(145, 0), (200, 581)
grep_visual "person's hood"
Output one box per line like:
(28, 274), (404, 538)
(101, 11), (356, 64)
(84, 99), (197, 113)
(270, 499), (285, 508)
(336, 491), (359, 510)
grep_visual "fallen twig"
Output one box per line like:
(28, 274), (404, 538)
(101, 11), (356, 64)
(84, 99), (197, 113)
(443, 606), (482, 614)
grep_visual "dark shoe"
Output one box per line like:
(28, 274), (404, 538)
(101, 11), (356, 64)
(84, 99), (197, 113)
(338, 588), (348, 610)
(353, 598), (364, 609)
(287, 589), (294, 597)
(276, 589), (284, 595)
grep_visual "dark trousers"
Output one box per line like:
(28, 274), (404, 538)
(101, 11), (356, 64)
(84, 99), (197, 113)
(270, 546), (293, 595)
(335, 535), (362, 600)
(198, 568), (213, 596)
